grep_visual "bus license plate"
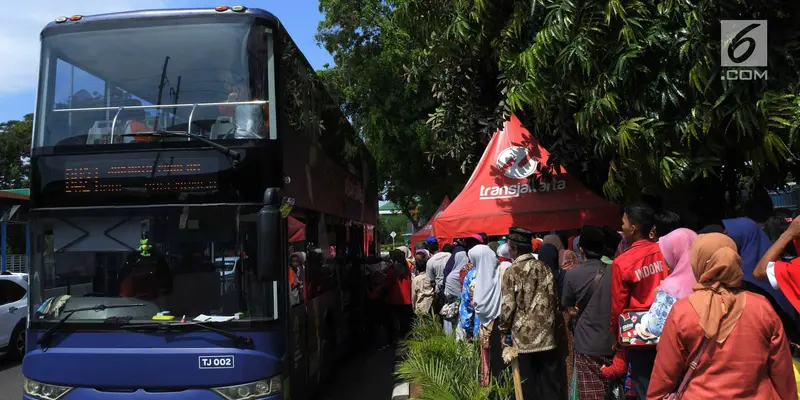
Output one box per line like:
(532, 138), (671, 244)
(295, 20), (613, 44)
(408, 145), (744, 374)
(198, 355), (235, 369)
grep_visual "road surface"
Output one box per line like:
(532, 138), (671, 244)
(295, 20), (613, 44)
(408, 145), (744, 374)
(0, 346), (401, 400)
(0, 359), (22, 400)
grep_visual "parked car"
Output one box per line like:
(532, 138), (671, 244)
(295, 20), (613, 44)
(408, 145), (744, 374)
(0, 272), (28, 360)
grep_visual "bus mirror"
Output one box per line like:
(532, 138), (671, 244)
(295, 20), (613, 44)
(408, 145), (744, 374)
(257, 205), (281, 282)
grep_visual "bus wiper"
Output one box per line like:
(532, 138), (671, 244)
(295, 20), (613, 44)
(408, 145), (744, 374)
(36, 303), (147, 347)
(122, 130), (241, 167)
(119, 321), (253, 346)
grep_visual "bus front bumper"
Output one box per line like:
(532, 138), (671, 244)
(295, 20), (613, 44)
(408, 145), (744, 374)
(23, 390), (283, 400)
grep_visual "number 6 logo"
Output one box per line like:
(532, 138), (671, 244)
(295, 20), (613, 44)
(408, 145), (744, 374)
(727, 23), (760, 64)
(720, 20), (768, 68)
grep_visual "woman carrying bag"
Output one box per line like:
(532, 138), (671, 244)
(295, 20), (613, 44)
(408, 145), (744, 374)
(647, 233), (796, 399)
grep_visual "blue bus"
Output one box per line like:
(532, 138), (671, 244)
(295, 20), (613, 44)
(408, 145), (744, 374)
(24, 6), (378, 400)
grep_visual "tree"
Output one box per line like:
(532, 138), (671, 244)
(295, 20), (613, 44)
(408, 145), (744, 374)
(317, 0), (472, 227)
(0, 114), (32, 189)
(319, 0), (800, 220)
(378, 214), (411, 245)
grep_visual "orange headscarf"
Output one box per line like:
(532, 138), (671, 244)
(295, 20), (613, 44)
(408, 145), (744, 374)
(687, 233), (747, 344)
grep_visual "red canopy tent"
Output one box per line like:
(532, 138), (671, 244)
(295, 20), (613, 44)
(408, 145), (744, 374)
(434, 114), (620, 243)
(288, 216), (305, 243)
(409, 196), (451, 252)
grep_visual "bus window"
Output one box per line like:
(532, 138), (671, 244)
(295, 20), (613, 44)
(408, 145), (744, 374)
(35, 18), (273, 148)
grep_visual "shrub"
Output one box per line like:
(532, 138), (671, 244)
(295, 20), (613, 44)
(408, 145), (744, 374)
(397, 314), (514, 400)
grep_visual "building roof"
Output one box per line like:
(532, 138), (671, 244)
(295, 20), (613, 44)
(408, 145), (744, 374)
(0, 189), (29, 201)
(379, 202), (400, 211)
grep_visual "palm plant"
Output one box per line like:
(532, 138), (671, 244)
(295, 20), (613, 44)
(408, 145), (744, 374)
(397, 314), (514, 400)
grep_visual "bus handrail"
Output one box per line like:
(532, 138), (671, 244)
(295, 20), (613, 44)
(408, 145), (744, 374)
(51, 100), (267, 113)
(52, 100), (267, 143)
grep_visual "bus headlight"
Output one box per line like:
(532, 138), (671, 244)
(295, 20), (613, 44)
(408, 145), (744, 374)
(23, 377), (72, 400)
(211, 376), (282, 399)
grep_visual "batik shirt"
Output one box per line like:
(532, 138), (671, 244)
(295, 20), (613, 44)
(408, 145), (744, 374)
(459, 268), (479, 339)
(499, 253), (557, 353)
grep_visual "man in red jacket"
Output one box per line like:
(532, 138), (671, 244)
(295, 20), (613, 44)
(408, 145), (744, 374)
(610, 203), (668, 399)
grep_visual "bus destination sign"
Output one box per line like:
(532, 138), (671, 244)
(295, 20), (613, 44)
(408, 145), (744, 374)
(64, 158), (220, 195)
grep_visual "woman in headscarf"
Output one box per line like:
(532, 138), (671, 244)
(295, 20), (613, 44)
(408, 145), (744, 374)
(647, 233), (796, 399)
(442, 249), (470, 336)
(724, 217), (800, 328)
(411, 250), (434, 315)
(397, 246), (415, 276)
(471, 244), (506, 385)
(543, 234), (565, 250)
(496, 243), (514, 283)
(637, 228), (698, 337)
(386, 249), (413, 344)
(442, 246), (466, 288)
(456, 254), (478, 341)
(458, 255), (480, 343)
(615, 234), (630, 257)
(537, 243), (574, 393)
(573, 235), (583, 263)
(537, 244), (564, 299)
(544, 233), (580, 270)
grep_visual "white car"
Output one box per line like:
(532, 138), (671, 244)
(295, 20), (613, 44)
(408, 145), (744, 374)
(0, 272), (28, 360)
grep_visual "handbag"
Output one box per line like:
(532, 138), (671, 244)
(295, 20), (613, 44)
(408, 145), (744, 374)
(662, 337), (710, 399)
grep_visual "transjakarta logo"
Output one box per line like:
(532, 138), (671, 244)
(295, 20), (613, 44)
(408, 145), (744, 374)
(480, 146), (566, 200)
(496, 146), (537, 179)
(479, 180), (566, 200)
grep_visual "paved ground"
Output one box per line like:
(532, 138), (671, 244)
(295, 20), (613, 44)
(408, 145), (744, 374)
(0, 359), (22, 400)
(0, 347), (401, 400)
(315, 345), (403, 400)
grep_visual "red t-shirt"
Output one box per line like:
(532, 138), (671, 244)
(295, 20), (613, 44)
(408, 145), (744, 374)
(773, 258), (800, 313)
(610, 239), (668, 335)
(385, 267), (412, 305)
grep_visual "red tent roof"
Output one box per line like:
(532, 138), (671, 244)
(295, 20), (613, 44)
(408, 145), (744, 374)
(288, 216), (305, 243)
(410, 196), (451, 251)
(434, 114), (620, 243)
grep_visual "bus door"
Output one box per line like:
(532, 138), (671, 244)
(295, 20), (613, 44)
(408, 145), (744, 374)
(288, 293), (309, 399)
(287, 222), (309, 399)
(304, 215), (341, 384)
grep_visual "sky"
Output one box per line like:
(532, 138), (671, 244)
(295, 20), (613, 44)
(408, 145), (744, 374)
(0, 0), (334, 122)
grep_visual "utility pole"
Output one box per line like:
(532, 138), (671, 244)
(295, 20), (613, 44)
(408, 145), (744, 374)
(170, 76), (181, 127)
(155, 56), (170, 130)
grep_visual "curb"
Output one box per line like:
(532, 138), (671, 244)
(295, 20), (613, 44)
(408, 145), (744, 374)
(391, 346), (410, 400)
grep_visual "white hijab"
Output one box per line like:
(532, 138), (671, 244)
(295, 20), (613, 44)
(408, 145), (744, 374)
(472, 244), (501, 325)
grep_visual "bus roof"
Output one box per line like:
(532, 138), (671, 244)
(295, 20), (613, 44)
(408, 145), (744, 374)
(41, 7), (279, 38)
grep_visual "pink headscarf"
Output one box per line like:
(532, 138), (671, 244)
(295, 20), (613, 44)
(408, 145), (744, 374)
(657, 228), (698, 299)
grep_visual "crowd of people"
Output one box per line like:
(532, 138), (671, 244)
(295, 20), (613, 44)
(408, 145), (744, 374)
(364, 202), (800, 399)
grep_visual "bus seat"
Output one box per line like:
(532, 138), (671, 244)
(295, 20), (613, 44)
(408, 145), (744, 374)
(86, 121), (113, 145)
(210, 117), (234, 140)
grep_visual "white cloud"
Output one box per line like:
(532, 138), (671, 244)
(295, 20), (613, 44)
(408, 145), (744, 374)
(0, 0), (170, 95)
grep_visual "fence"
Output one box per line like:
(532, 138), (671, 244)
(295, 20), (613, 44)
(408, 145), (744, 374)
(3, 254), (26, 273)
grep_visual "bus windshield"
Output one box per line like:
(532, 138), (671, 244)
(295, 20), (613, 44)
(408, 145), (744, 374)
(27, 205), (278, 325)
(34, 17), (274, 148)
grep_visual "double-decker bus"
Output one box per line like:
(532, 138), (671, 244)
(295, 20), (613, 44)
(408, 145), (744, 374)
(24, 6), (378, 400)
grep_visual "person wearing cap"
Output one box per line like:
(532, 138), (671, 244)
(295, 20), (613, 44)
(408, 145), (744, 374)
(499, 227), (564, 399)
(562, 226), (615, 399)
